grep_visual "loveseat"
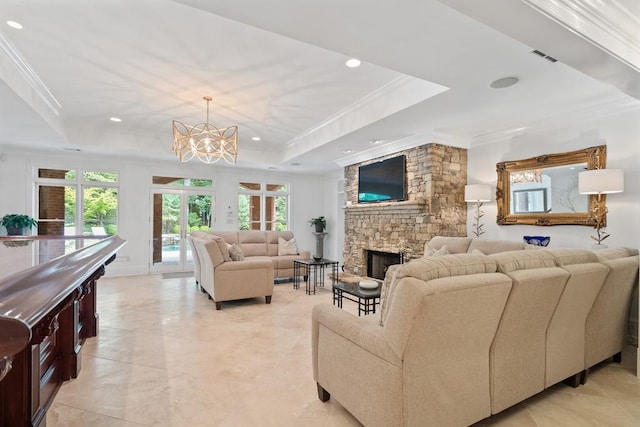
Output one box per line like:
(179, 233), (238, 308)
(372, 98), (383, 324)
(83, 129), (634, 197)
(312, 247), (639, 426)
(190, 230), (310, 309)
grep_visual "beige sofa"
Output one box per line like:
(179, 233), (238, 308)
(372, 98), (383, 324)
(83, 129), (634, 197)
(312, 247), (639, 426)
(424, 235), (540, 256)
(190, 235), (274, 310)
(190, 230), (310, 309)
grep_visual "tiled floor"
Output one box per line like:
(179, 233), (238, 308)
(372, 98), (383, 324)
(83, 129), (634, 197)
(47, 275), (640, 426)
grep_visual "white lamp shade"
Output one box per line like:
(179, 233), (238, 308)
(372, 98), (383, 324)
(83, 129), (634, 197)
(465, 184), (492, 202)
(578, 169), (624, 194)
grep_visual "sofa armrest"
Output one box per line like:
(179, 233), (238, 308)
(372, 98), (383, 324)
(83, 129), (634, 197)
(299, 250), (311, 260)
(215, 258), (273, 272)
(312, 304), (400, 379)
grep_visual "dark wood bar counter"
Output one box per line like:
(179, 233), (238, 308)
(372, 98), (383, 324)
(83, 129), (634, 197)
(0, 235), (126, 427)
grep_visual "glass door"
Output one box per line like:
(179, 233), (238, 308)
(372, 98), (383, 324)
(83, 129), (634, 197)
(150, 189), (213, 273)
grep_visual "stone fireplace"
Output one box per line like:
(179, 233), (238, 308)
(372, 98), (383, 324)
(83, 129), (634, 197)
(366, 250), (404, 280)
(343, 143), (467, 276)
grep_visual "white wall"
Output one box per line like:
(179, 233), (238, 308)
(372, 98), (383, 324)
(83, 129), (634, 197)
(0, 147), (325, 276)
(321, 170), (345, 265)
(467, 109), (640, 249)
(466, 109), (640, 351)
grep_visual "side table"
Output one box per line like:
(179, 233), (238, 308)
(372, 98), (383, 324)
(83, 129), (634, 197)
(293, 258), (338, 295)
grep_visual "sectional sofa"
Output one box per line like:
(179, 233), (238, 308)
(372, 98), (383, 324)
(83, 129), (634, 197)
(190, 230), (310, 309)
(312, 247), (639, 426)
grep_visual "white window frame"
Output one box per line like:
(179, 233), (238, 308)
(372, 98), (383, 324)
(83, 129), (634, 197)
(34, 167), (120, 236)
(238, 181), (290, 231)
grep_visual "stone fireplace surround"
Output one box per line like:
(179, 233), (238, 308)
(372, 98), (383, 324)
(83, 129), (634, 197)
(343, 143), (468, 276)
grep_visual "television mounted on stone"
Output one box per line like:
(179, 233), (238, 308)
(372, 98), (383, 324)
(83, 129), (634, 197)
(358, 155), (406, 203)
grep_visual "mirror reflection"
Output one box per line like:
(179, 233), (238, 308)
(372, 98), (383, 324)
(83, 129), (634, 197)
(496, 145), (605, 226)
(509, 163), (588, 214)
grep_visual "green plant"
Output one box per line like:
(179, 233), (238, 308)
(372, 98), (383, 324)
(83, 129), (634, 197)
(1, 214), (38, 230)
(309, 216), (326, 230)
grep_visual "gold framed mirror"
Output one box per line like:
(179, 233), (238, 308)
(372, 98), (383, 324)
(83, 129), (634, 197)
(496, 145), (606, 226)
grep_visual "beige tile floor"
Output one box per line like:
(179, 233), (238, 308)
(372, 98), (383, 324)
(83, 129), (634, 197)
(47, 275), (640, 426)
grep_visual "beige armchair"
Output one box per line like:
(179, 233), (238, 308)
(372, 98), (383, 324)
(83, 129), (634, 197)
(191, 236), (274, 310)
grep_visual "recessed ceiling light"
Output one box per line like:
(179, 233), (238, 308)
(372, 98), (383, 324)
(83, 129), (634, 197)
(342, 149), (353, 154)
(489, 76), (520, 89)
(6, 20), (23, 30)
(267, 166), (278, 170)
(345, 58), (361, 68)
(369, 139), (383, 145)
(110, 117), (122, 122)
(251, 136), (261, 141)
(290, 162), (300, 166)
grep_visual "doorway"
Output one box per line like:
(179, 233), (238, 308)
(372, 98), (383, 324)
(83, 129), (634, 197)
(150, 189), (213, 273)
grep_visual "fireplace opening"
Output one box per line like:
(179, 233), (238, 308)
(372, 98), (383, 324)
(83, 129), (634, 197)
(366, 250), (404, 280)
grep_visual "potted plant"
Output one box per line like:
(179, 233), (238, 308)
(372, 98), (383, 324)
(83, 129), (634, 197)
(309, 216), (327, 233)
(1, 214), (38, 236)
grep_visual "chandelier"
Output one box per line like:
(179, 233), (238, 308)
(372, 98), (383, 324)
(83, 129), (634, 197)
(172, 96), (238, 164)
(510, 169), (542, 184)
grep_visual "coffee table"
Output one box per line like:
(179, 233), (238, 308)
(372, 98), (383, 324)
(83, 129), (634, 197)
(293, 258), (339, 295)
(332, 282), (381, 316)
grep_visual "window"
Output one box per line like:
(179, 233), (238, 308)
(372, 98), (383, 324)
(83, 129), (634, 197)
(151, 176), (213, 188)
(36, 168), (119, 236)
(238, 182), (289, 231)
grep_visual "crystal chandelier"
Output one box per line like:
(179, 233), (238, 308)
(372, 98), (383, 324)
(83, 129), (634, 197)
(172, 96), (238, 164)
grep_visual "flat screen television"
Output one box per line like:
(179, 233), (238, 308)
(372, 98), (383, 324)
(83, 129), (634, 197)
(358, 155), (406, 203)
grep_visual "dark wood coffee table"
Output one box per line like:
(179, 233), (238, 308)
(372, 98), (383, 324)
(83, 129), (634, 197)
(332, 281), (381, 316)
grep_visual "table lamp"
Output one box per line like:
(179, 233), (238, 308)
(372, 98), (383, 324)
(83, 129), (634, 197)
(465, 184), (492, 237)
(578, 169), (624, 245)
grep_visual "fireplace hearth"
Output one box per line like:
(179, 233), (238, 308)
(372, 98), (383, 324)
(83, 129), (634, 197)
(367, 250), (404, 280)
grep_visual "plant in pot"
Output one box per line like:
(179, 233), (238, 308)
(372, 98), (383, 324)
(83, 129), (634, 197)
(309, 216), (326, 233)
(1, 214), (38, 236)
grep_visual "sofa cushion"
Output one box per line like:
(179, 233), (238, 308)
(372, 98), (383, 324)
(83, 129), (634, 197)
(209, 235), (231, 262)
(424, 236), (472, 256)
(238, 231), (268, 257)
(267, 231), (295, 256)
(228, 243), (245, 261)
(380, 253), (497, 326)
(203, 239), (226, 268)
(425, 245), (451, 256)
(490, 250), (556, 273)
(215, 231), (240, 245)
(546, 249), (599, 266)
(468, 239), (527, 255)
(593, 247), (640, 261)
(397, 253), (497, 282)
(191, 231), (215, 240)
(278, 236), (298, 256)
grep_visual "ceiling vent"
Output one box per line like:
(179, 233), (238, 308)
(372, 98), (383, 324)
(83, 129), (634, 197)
(531, 49), (558, 63)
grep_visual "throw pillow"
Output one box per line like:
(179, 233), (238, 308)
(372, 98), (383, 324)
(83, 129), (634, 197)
(432, 245), (449, 256)
(211, 236), (231, 262)
(228, 243), (244, 261)
(278, 237), (298, 256)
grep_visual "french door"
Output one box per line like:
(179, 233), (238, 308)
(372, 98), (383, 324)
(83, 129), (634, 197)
(150, 189), (213, 273)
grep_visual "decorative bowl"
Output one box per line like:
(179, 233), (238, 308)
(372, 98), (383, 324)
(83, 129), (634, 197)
(359, 280), (379, 289)
(523, 235), (551, 247)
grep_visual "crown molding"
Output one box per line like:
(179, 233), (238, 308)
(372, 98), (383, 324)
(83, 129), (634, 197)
(523, 0), (640, 71)
(282, 74), (448, 161)
(471, 93), (640, 147)
(0, 31), (65, 136)
(334, 134), (434, 167)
